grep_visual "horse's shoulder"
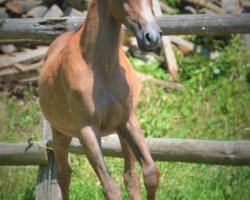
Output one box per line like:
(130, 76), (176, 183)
(44, 32), (73, 61)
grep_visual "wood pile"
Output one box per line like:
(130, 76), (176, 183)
(0, 0), (249, 95)
(0, 0), (85, 95)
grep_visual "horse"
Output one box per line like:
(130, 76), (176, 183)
(39, 0), (162, 199)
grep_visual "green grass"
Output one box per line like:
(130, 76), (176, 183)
(0, 166), (37, 200)
(0, 90), (41, 200)
(0, 36), (250, 199)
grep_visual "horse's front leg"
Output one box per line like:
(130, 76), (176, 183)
(118, 135), (141, 200)
(78, 125), (122, 200)
(118, 114), (160, 200)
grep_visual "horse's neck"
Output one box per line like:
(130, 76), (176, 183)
(80, 0), (122, 68)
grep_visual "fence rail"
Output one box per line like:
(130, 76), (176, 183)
(1, 136), (250, 166)
(0, 141), (48, 165)
(0, 14), (250, 44)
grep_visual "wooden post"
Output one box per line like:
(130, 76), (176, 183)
(35, 119), (61, 200)
(153, 0), (179, 82)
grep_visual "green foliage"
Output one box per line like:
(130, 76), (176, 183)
(163, 0), (183, 14)
(165, 0), (180, 8)
(129, 56), (168, 80)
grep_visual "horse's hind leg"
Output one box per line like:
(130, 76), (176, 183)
(118, 135), (141, 200)
(52, 128), (72, 200)
(78, 125), (122, 200)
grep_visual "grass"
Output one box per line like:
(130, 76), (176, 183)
(0, 36), (250, 199)
(0, 90), (41, 200)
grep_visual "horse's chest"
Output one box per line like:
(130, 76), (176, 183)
(95, 88), (131, 134)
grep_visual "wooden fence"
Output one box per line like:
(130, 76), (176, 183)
(0, 14), (250, 199)
(0, 14), (250, 44)
(1, 136), (250, 166)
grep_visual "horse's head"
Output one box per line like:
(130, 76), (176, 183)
(108, 0), (162, 51)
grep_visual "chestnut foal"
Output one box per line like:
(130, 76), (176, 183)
(39, 0), (162, 199)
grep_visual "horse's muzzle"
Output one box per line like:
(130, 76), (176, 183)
(131, 21), (162, 52)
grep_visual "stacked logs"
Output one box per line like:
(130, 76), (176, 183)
(0, 0), (85, 95)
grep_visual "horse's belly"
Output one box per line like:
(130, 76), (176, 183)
(39, 86), (79, 137)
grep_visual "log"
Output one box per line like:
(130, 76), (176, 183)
(0, 17), (82, 44)
(184, 5), (197, 14)
(183, 0), (224, 14)
(153, 0), (179, 81)
(1, 131), (250, 166)
(169, 36), (219, 59)
(222, 0), (241, 14)
(43, 4), (63, 18)
(1, 138), (249, 166)
(0, 70), (39, 83)
(64, 7), (84, 17)
(210, 0), (222, 7)
(0, 141), (48, 165)
(25, 3), (49, 18)
(1, 14), (250, 44)
(14, 60), (43, 72)
(0, 82), (39, 95)
(198, 8), (216, 14)
(0, 17), (84, 44)
(39, 120), (250, 166)
(169, 36), (194, 54)
(159, 1), (175, 14)
(0, 44), (17, 54)
(0, 60), (42, 76)
(157, 14), (250, 35)
(18, 76), (39, 83)
(6, 0), (42, 14)
(0, 46), (48, 68)
(47, 135), (250, 166)
(135, 72), (183, 91)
